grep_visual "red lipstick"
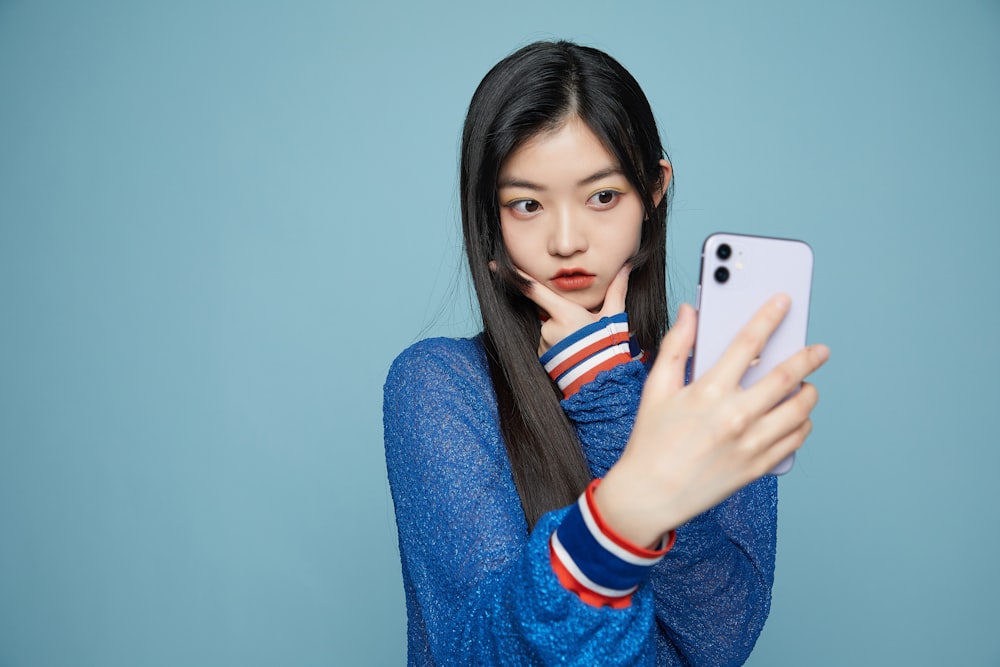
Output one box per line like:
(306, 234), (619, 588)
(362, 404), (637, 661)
(551, 268), (595, 291)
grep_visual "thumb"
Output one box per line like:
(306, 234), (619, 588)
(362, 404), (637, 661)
(646, 303), (697, 397)
(599, 264), (631, 316)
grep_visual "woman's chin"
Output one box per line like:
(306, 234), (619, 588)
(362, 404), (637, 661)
(569, 294), (606, 313)
(545, 284), (610, 313)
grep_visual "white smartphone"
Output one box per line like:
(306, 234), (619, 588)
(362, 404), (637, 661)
(691, 232), (814, 475)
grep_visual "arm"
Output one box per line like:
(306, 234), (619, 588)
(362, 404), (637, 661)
(383, 338), (660, 666)
(590, 299), (825, 665)
(649, 479), (777, 666)
(508, 267), (823, 666)
(561, 355), (777, 666)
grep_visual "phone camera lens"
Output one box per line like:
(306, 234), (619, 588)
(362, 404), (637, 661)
(714, 266), (730, 284)
(716, 243), (732, 260)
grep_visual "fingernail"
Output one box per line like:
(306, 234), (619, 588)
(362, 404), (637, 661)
(488, 260), (497, 273)
(774, 294), (791, 310)
(676, 303), (688, 322)
(675, 303), (691, 325)
(814, 344), (830, 362)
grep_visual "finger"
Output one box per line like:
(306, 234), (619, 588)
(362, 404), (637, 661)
(645, 303), (697, 397)
(599, 264), (631, 316)
(738, 381), (818, 461)
(750, 417), (812, 480)
(745, 344), (829, 414)
(707, 293), (791, 386)
(510, 265), (581, 321)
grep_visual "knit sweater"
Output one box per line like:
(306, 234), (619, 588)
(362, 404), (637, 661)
(383, 326), (777, 666)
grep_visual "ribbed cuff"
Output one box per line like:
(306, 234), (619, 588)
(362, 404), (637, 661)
(550, 479), (676, 609)
(540, 313), (640, 399)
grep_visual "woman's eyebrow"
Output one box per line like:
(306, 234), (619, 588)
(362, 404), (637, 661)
(497, 167), (624, 191)
(577, 167), (624, 186)
(497, 177), (545, 191)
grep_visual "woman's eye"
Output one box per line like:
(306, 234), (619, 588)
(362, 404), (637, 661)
(507, 199), (541, 215)
(588, 190), (620, 208)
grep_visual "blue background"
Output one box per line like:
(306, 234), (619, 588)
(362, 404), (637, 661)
(1, 1), (998, 665)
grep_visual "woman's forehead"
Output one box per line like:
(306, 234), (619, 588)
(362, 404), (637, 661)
(497, 117), (621, 187)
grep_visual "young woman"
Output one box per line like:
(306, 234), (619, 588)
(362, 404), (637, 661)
(383, 41), (828, 666)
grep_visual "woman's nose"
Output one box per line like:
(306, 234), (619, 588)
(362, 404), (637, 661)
(548, 210), (588, 257)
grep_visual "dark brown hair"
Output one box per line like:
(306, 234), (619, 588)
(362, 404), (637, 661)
(460, 41), (672, 527)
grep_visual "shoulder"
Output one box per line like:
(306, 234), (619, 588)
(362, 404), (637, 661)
(384, 335), (495, 414)
(383, 335), (503, 472)
(386, 335), (488, 388)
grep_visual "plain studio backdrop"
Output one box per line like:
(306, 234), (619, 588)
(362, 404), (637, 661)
(1, 1), (998, 665)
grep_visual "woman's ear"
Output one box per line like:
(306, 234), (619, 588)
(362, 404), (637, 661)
(653, 159), (673, 208)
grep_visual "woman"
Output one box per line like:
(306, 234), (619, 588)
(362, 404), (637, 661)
(383, 40), (828, 666)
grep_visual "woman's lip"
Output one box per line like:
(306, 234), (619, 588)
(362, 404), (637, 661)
(551, 273), (596, 290)
(552, 268), (594, 279)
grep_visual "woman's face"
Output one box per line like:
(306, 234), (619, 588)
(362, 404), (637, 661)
(497, 116), (657, 312)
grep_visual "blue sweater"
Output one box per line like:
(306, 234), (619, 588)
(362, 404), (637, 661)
(383, 334), (777, 666)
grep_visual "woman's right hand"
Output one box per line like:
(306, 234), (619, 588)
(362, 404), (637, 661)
(490, 261), (632, 358)
(595, 295), (830, 548)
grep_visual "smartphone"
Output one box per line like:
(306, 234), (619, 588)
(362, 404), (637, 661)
(691, 232), (814, 475)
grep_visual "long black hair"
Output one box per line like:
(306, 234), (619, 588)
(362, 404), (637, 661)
(460, 41), (672, 528)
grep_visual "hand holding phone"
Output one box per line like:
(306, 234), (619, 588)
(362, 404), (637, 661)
(691, 233), (814, 474)
(596, 289), (825, 547)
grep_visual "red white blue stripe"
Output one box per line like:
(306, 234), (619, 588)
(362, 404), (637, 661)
(550, 479), (676, 609)
(540, 313), (639, 398)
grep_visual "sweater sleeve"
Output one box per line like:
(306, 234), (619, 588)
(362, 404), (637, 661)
(383, 338), (660, 667)
(550, 478), (675, 609)
(562, 357), (777, 667)
(540, 313), (637, 399)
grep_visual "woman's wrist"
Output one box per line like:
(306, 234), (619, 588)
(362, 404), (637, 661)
(550, 478), (675, 608)
(594, 459), (683, 550)
(539, 313), (638, 398)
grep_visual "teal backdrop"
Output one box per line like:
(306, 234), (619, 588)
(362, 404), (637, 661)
(2, 1), (998, 665)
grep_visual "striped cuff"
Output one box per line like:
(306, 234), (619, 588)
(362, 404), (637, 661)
(540, 313), (642, 399)
(550, 479), (676, 609)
